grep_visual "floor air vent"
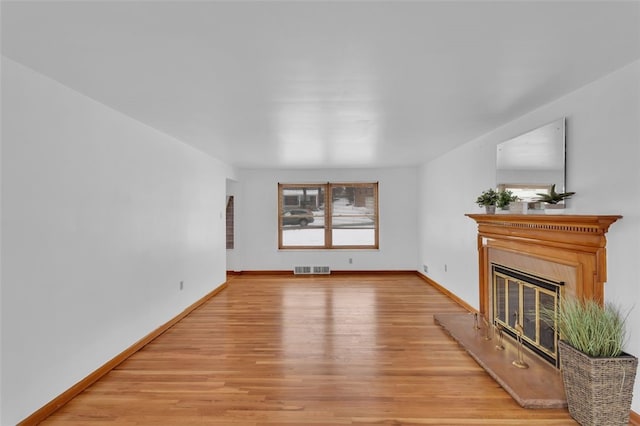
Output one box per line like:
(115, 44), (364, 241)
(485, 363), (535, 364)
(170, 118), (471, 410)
(293, 266), (331, 275)
(294, 266), (312, 275)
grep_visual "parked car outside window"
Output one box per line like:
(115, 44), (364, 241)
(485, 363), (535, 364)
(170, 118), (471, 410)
(282, 209), (314, 227)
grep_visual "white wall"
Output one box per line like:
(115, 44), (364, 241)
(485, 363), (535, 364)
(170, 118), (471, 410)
(418, 59), (640, 412)
(0, 58), (232, 425)
(235, 167), (418, 272)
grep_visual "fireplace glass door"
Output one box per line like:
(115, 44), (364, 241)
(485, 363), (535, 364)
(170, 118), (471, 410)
(492, 264), (562, 367)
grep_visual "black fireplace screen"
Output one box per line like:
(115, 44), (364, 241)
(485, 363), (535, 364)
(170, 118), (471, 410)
(492, 264), (563, 367)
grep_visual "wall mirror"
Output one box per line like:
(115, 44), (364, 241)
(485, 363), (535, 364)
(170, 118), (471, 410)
(496, 118), (566, 205)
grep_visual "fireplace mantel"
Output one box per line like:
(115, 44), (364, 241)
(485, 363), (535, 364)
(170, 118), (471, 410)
(465, 214), (622, 317)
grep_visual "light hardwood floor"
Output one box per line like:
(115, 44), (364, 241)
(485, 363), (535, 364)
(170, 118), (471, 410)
(42, 273), (576, 425)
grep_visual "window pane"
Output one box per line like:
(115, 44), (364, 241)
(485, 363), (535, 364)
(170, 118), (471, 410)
(331, 184), (376, 247)
(280, 186), (325, 247)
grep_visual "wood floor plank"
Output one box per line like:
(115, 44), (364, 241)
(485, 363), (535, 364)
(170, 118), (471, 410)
(41, 273), (577, 425)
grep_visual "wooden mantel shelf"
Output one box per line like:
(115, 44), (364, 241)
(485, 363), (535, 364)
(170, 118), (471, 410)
(465, 213), (622, 313)
(465, 214), (622, 251)
(465, 213), (621, 229)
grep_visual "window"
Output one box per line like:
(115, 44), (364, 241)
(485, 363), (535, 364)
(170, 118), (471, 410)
(278, 182), (378, 249)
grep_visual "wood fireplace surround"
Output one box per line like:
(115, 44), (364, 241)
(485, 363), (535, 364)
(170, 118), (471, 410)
(434, 213), (621, 408)
(466, 213), (622, 317)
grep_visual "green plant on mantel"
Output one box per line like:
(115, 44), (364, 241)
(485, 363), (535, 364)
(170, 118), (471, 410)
(536, 184), (575, 205)
(496, 190), (519, 209)
(475, 188), (498, 207)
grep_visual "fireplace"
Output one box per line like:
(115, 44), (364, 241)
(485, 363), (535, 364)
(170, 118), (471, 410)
(492, 264), (562, 367)
(434, 214), (621, 408)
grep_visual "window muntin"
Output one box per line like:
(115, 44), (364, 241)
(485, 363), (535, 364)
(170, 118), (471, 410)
(278, 182), (378, 249)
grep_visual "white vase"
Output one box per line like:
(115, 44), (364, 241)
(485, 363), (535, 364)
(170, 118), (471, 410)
(509, 201), (528, 214)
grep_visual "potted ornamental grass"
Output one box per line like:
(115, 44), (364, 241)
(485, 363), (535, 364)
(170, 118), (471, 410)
(547, 297), (637, 426)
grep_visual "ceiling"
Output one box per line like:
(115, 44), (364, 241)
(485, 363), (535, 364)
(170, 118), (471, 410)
(2, 1), (639, 169)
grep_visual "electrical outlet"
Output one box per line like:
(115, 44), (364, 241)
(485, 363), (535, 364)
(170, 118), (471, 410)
(423, 264), (428, 273)
(349, 258), (353, 264)
(180, 281), (184, 290)
(444, 264), (448, 272)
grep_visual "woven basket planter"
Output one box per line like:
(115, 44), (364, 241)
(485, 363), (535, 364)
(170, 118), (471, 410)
(559, 340), (638, 426)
